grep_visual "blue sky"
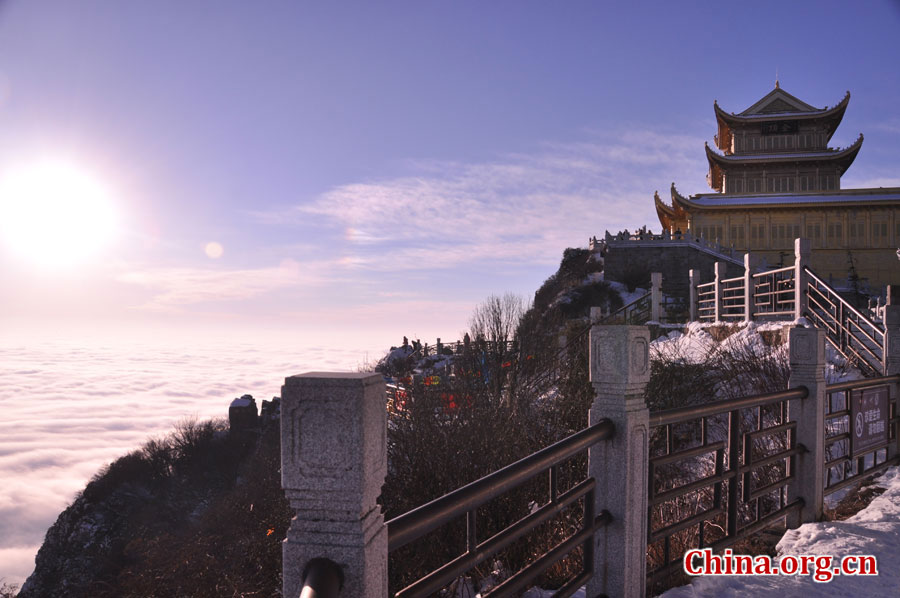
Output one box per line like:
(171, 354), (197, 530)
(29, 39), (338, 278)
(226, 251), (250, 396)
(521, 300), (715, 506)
(1, 0), (899, 350)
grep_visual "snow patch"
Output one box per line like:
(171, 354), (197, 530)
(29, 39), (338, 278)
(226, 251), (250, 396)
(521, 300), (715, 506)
(660, 467), (900, 597)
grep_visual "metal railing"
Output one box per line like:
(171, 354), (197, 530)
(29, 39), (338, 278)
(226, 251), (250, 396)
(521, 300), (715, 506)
(385, 419), (615, 598)
(688, 251), (889, 376)
(646, 387), (808, 584)
(602, 291), (686, 325)
(720, 275), (746, 321)
(824, 375), (900, 496)
(603, 291), (651, 325)
(300, 559), (344, 598)
(697, 281), (716, 322)
(805, 268), (885, 376)
(751, 265), (796, 318)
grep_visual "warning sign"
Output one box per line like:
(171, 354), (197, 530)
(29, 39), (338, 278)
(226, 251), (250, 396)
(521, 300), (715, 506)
(850, 385), (889, 456)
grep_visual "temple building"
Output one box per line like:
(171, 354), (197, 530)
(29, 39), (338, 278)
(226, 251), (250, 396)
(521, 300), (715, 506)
(654, 84), (900, 292)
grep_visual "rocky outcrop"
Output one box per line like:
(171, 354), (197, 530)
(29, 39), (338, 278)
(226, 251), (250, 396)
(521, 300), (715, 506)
(20, 405), (289, 598)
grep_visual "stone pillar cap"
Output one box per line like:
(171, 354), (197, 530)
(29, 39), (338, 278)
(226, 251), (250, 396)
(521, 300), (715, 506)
(285, 372), (383, 387)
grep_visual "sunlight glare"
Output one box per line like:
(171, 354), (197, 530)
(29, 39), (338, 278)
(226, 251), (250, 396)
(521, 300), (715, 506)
(0, 160), (118, 269)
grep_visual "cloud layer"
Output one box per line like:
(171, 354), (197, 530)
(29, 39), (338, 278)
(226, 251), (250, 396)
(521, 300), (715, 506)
(0, 335), (366, 587)
(116, 259), (328, 311)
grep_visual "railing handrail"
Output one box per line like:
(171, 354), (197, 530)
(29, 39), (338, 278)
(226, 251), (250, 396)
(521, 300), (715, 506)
(825, 374), (900, 394)
(649, 386), (808, 427)
(386, 418), (615, 552)
(300, 558), (344, 598)
(602, 291), (651, 323)
(752, 265), (794, 278)
(804, 267), (885, 338)
(720, 275), (744, 285)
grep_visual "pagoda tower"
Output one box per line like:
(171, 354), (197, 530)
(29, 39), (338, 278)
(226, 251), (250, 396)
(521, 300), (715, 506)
(650, 85), (900, 292)
(706, 84), (862, 194)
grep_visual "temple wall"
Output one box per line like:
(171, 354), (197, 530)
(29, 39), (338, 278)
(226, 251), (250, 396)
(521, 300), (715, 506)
(688, 206), (900, 293)
(603, 243), (744, 299)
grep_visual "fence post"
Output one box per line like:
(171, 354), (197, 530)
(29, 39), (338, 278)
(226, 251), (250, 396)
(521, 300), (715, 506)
(882, 285), (900, 376)
(884, 287), (900, 461)
(794, 238), (811, 321)
(650, 272), (662, 322)
(743, 253), (753, 323)
(786, 326), (826, 526)
(281, 373), (388, 598)
(714, 261), (724, 322)
(587, 315), (649, 598)
(689, 269), (699, 322)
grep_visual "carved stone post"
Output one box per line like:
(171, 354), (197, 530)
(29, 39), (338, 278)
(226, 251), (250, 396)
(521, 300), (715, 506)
(281, 373), (388, 598)
(794, 238), (811, 321)
(689, 269), (699, 322)
(786, 326), (826, 526)
(714, 261), (725, 322)
(882, 285), (900, 376)
(587, 314), (650, 598)
(650, 272), (662, 322)
(883, 286), (900, 460)
(743, 253), (754, 323)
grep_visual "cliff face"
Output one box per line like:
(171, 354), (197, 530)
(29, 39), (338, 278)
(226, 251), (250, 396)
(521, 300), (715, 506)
(20, 413), (290, 598)
(19, 479), (155, 597)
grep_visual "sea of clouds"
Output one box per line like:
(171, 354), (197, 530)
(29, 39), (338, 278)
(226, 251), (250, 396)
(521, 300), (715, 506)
(0, 333), (375, 588)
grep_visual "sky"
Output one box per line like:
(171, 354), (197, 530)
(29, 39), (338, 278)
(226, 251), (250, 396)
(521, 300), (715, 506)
(1, 0), (900, 588)
(1, 0), (899, 348)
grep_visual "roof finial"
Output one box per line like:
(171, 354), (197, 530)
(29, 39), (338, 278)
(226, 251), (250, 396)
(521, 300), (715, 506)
(775, 67), (779, 89)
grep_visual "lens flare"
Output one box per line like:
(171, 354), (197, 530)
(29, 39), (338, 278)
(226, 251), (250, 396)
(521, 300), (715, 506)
(204, 241), (224, 259)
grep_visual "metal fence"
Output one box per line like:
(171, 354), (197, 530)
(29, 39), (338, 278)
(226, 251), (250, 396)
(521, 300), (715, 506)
(806, 268), (885, 376)
(604, 291), (652, 325)
(646, 387), (807, 584)
(385, 419), (614, 598)
(282, 323), (900, 598)
(696, 281), (716, 322)
(686, 239), (891, 376)
(824, 375), (900, 496)
(719, 275), (746, 321)
(751, 265), (795, 318)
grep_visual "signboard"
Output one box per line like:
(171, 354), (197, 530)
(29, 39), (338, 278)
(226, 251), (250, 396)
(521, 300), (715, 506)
(760, 120), (798, 135)
(850, 385), (889, 456)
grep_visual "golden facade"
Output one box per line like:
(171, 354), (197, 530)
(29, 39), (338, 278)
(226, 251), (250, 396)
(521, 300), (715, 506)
(655, 85), (900, 291)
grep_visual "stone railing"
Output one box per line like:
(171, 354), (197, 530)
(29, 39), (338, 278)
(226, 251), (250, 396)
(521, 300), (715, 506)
(685, 238), (900, 376)
(281, 323), (900, 597)
(591, 228), (744, 267)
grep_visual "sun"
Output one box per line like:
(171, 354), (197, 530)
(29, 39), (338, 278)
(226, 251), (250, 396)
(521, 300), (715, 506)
(0, 160), (118, 269)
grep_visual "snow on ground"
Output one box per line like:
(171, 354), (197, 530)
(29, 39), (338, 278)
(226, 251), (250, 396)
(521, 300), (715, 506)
(520, 322), (879, 598)
(660, 466), (900, 597)
(605, 279), (651, 307)
(649, 320), (864, 384)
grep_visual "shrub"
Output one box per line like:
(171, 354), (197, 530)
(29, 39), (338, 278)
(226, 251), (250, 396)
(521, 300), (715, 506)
(0, 580), (18, 598)
(620, 262), (651, 293)
(384, 317), (596, 594)
(644, 324), (791, 592)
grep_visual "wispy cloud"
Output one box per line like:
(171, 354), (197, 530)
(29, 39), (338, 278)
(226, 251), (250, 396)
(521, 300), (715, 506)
(873, 117), (900, 135)
(265, 128), (707, 271)
(116, 259), (329, 310)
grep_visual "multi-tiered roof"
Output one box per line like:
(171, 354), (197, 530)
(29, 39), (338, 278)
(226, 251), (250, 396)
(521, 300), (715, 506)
(706, 84), (861, 193)
(653, 85), (900, 233)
